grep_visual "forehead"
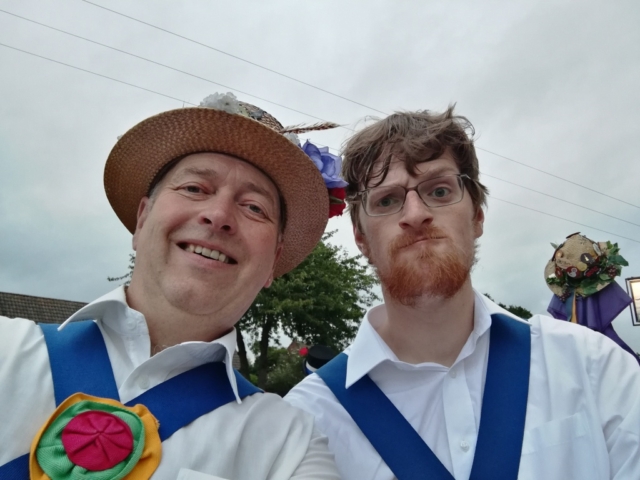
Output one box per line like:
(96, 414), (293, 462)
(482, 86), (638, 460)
(166, 152), (279, 196)
(370, 151), (460, 187)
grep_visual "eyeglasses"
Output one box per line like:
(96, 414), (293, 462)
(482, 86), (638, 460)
(354, 174), (471, 217)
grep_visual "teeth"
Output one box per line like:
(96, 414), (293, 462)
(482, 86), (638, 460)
(185, 243), (231, 264)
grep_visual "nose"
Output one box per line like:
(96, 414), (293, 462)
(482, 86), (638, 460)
(198, 194), (237, 234)
(398, 190), (434, 230)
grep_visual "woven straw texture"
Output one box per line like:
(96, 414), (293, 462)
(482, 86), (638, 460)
(104, 107), (329, 277)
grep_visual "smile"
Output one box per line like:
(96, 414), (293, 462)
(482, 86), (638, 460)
(178, 243), (237, 264)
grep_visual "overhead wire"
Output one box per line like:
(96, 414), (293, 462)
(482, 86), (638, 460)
(78, 1), (640, 212)
(81, 0), (388, 115)
(491, 197), (640, 244)
(0, 42), (196, 105)
(0, 21), (637, 244)
(481, 172), (640, 228)
(0, 8), (351, 129)
(7, 6), (638, 214)
(477, 147), (640, 209)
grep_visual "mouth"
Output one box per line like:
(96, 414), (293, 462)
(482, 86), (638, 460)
(178, 242), (238, 265)
(409, 237), (446, 246)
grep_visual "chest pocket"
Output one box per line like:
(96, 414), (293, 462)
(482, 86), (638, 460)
(518, 412), (600, 480)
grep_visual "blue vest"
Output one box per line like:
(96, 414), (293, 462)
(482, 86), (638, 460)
(1, 320), (261, 478)
(316, 313), (531, 480)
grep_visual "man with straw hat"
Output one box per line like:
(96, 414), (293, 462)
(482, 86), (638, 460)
(286, 107), (640, 479)
(0, 92), (342, 479)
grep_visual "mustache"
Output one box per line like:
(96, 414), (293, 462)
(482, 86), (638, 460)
(389, 226), (449, 254)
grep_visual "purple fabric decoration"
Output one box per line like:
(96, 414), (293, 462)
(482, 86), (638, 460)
(547, 282), (639, 363)
(301, 140), (348, 189)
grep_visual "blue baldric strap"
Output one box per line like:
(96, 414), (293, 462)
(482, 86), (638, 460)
(316, 313), (531, 480)
(1, 320), (261, 477)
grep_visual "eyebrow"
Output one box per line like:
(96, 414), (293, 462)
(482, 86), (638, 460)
(418, 165), (459, 178)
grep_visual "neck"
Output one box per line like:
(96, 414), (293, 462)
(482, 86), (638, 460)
(374, 279), (476, 367)
(125, 282), (234, 356)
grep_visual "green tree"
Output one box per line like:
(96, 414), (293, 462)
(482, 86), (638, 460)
(484, 293), (533, 320)
(247, 347), (306, 396)
(238, 232), (379, 388)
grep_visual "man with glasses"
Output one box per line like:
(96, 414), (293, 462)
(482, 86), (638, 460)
(286, 107), (640, 479)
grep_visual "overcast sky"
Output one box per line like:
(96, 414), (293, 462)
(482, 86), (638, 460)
(1, 0), (639, 350)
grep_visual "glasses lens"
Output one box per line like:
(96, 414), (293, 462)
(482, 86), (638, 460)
(418, 175), (463, 207)
(365, 186), (406, 216)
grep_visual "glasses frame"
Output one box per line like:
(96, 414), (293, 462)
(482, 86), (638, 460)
(353, 174), (472, 217)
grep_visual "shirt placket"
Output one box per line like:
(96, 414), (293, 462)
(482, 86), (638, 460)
(442, 362), (477, 480)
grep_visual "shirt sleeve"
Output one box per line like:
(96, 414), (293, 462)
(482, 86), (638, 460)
(289, 425), (341, 480)
(586, 330), (640, 478)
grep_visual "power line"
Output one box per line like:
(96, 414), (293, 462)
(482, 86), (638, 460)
(492, 197), (640, 244)
(0, 42), (196, 105)
(0, 8), (350, 129)
(81, 0), (387, 115)
(482, 172), (640, 228)
(477, 147), (640, 210)
(9, 7), (635, 215)
(2, 41), (636, 244)
(78, 2), (640, 211)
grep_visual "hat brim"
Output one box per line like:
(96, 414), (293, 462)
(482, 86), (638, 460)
(104, 107), (329, 277)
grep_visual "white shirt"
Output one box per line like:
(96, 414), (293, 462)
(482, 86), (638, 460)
(285, 291), (640, 480)
(0, 286), (339, 480)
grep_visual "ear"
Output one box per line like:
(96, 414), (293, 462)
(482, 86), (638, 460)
(132, 196), (152, 251)
(473, 207), (485, 239)
(263, 239), (284, 288)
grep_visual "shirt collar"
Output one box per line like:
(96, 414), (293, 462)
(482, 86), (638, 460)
(345, 289), (516, 388)
(59, 286), (243, 403)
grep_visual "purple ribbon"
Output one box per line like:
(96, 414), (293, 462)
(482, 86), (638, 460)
(547, 282), (639, 363)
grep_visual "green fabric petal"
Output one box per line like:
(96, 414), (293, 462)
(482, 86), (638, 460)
(36, 400), (146, 480)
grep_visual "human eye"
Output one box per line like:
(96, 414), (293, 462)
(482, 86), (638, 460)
(247, 204), (265, 215)
(368, 188), (403, 213)
(430, 186), (452, 198)
(184, 185), (203, 194)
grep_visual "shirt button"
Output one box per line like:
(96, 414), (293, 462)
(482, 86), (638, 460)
(460, 440), (470, 452)
(449, 369), (457, 378)
(128, 319), (136, 331)
(137, 375), (150, 390)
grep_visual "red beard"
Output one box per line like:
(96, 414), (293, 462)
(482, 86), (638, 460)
(371, 227), (474, 306)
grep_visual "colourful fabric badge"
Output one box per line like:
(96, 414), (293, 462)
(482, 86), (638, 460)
(29, 393), (161, 480)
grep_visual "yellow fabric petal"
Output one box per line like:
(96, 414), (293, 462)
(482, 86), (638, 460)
(30, 393), (162, 480)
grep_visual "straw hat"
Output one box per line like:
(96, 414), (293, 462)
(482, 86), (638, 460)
(544, 232), (625, 299)
(104, 93), (342, 277)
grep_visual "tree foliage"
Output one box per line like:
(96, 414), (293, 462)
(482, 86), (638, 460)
(484, 293), (533, 320)
(247, 347), (306, 397)
(238, 231), (379, 388)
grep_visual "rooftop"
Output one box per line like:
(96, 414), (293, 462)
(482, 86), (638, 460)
(0, 291), (86, 324)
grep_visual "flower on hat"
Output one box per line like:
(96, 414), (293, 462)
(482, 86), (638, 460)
(328, 187), (346, 217)
(200, 92), (241, 114)
(301, 140), (348, 190)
